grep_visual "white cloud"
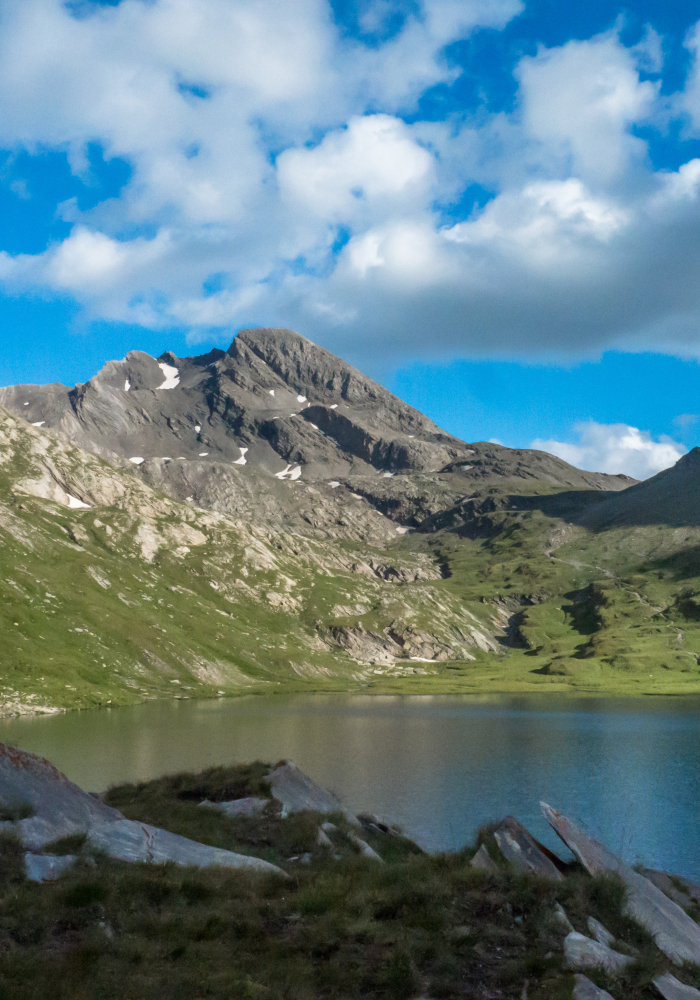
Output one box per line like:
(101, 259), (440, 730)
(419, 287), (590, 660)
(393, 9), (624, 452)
(532, 422), (686, 480)
(0, 2), (699, 364)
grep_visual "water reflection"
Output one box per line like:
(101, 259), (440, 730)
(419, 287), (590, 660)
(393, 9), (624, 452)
(1, 693), (699, 877)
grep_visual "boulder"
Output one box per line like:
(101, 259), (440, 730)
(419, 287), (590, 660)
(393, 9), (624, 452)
(199, 797), (268, 818)
(542, 803), (700, 965)
(266, 761), (359, 825)
(0, 741), (123, 850)
(24, 853), (77, 882)
(587, 917), (615, 948)
(653, 973), (700, 1000)
(563, 931), (633, 974)
(573, 973), (617, 999)
(85, 819), (285, 875)
(348, 831), (383, 863)
(493, 817), (563, 880)
(553, 902), (574, 935)
(471, 843), (499, 873)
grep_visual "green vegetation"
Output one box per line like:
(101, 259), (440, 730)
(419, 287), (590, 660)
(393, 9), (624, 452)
(0, 764), (697, 999)
(2, 409), (700, 717)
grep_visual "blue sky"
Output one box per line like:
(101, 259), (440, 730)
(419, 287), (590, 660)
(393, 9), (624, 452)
(1, 0), (700, 478)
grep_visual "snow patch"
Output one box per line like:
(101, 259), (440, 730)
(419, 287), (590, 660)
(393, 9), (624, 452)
(310, 423), (319, 430)
(23, 402), (29, 406)
(195, 425), (201, 433)
(268, 389), (275, 396)
(67, 495), (90, 509)
(124, 379), (131, 391)
(395, 526), (410, 534)
(198, 452), (209, 457)
(330, 404), (338, 409)
(382, 472), (394, 478)
(129, 457), (145, 465)
(31, 421), (45, 427)
(233, 447), (248, 466)
(296, 395), (307, 402)
(275, 464), (302, 481)
(157, 362), (180, 390)
(408, 435), (415, 439)
(329, 481), (341, 488)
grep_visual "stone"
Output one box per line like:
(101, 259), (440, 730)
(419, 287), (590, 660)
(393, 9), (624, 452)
(266, 761), (359, 825)
(199, 797), (268, 818)
(348, 831), (384, 863)
(493, 816), (563, 880)
(587, 917), (615, 948)
(316, 827), (333, 849)
(470, 843), (499, 873)
(563, 931), (633, 974)
(24, 853), (77, 882)
(653, 973), (700, 999)
(542, 803), (700, 966)
(86, 819), (285, 875)
(573, 973), (618, 999)
(0, 741), (123, 850)
(553, 902), (574, 934)
(642, 870), (700, 909)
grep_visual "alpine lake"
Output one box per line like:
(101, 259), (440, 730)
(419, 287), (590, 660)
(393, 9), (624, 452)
(1, 693), (699, 879)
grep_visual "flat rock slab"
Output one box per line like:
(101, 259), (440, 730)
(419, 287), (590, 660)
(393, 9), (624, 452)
(470, 843), (499, 873)
(493, 816), (563, 880)
(588, 917), (615, 948)
(199, 797), (268, 818)
(24, 853), (77, 882)
(564, 931), (633, 974)
(86, 819), (285, 876)
(573, 973), (617, 999)
(643, 870), (700, 909)
(542, 803), (700, 966)
(0, 741), (123, 850)
(266, 761), (358, 823)
(653, 974), (700, 1000)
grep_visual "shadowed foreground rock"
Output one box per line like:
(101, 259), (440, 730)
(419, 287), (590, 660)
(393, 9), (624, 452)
(0, 741), (285, 875)
(266, 760), (359, 824)
(653, 973), (700, 999)
(493, 816), (563, 880)
(542, 802), (700, 965)
(86, 819), (284, 874)
(564, 931), (633, 974)
(573, 974), (617, 999)
(24, 853), (78, 882)
(0, 741), (122, 849)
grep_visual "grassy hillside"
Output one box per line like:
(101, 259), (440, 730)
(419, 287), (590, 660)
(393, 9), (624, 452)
(2, 408), (700, 716)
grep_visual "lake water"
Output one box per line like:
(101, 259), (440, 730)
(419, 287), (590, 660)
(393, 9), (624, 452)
(2, 693), (699, 879)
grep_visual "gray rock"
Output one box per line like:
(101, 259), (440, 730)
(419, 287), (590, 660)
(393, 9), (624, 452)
(0, 741), (123, 850)
(542, 802), (700, 966)
(642, 870), (700, 909)
(316, 827), (333, 849)
(653, 973), (700, 999)
(470, 843), (499, 873)
(24, 853), (77, 882)
(199, 797), (268, 818)
(348, 831), (383, 863)
(573, 973), (617, 999)
(587, 917), (615, 947)
(563, 931), (634, 974)
(553, 902), (574, 934)
(493, 816), (563, 880)
(85, 819), (285, 875)
(266, 761), (359, 825)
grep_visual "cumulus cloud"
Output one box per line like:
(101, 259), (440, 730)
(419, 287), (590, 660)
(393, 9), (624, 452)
(532, 422), (686, 480)
(0, 1), (699, 361)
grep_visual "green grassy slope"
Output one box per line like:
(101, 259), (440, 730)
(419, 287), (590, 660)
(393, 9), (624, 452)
(2, 408), (700, 714)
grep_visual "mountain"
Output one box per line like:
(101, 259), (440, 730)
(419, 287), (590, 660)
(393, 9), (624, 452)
(0, 328), (699, 716)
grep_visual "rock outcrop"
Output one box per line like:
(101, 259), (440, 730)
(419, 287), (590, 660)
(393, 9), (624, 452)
(541, 802), (700, 965)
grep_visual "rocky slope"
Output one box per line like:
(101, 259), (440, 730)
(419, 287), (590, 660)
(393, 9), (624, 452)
(1, 328), (699, 713)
